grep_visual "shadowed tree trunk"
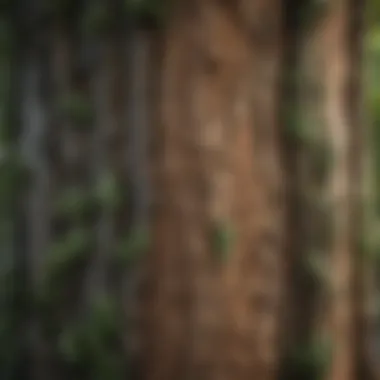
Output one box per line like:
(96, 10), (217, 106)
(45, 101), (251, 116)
(280, 1), (367, 380)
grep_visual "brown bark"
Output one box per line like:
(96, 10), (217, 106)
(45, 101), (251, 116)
(323, 1), (365, 380)
(142, 1), (284, 380)
(324, 3), (354, 378)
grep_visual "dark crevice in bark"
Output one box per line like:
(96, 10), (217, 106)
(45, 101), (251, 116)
(7, 0), (35, 378)
(278, 0), (322, 379)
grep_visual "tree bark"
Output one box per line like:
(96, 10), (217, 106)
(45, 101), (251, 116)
(143, 1), (284, 380)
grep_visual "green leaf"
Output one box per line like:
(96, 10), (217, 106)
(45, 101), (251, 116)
(95, 172), (125, 211)
(116, 226), (149, 265)
(124, 0), (171, 28)
(302, 250), (329, 288)
(54, 187), (97, 222)
(44, 228), (92, 282)
(211, 220), (235, 261)
(286, 335), (332, 380)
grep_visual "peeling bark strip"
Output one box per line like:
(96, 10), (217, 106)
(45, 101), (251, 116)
(143, 1), (284, 380)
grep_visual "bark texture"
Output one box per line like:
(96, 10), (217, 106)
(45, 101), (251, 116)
(143, 1), (284, 380)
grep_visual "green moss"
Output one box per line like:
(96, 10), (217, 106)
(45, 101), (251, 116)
(36, 229), (93, 322)
(95, 172), (125, 211)
(211, 220), (235, 262)
(359, 220), (380, 261)
(302, 250), (329, 290)
(285, 110), (303, 143)
(0, 149), (31, 213)
(58, 92), (94, 129)
(82, 1), (113, 36)
(285, 335), (332, 380)
(308, 139), (333, 185)
(125, 0), (171, 28)
(88, 296), (121, 339)
(115, 226), (149, 266)
(57, 296), (125, 379)
(301, 194), (334, 249)
(284, 111), (319, 148)
(82, 0), (172, 34)
(42, 228), (92, 287)
(297, 0), (330, 32)
(58, 324), (86, 364)
(54, 187), (98, 223)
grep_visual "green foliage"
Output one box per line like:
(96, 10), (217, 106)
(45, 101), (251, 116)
(54, 187), (98, 223)
(302, 250), (329, 290)
(40, 228), (93, 296)
(359, 220), (380, 261)
(36, 229), (93, 334)
(284, 110), (317, 147)
(116, 226), (149, 266)
(125, 0), (171, 28)
(367, 0), (380, 27)
(95, 172), (125, 211)
(82, 1), (113, 36)
(0, 149), (31, 213)
(301, 193), (334, 249)
(57, 296), (126, 379)
(0, 18), (11, 57)
(42, 0), (80, 20)
(284, 112), (303, 143)
(297, 0), (330, 32)
(308, 139), (333, 185)
(58, 323), (86, 364)
(285, 335), (332, 380)
(211, 220), (236, 261)
(88, 296), (121, 341)
(58, 92), (94, 129)
(48, 229), (92, 267)
(287, 113), (331, 179)
(82, 0), (172, 34)
(367, 26), (380, 216)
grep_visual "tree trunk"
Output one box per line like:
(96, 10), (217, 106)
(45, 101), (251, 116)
(279, 1), (366, 380)
(143, 1), (284, 380)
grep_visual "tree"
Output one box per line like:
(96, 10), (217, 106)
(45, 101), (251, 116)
(142, 1), (285, 380)
(280, 1), (368, 380)
(0, 1), (371, 380)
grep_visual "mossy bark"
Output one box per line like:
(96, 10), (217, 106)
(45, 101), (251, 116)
(280, 2), (366, 380)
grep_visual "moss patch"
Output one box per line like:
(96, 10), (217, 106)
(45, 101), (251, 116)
(54, 187), (98, 223)
(115, 226), (149, 266)
(284, 335), (332, 380)
(58, 92), (94, 129)
(211, 220), (236, 262)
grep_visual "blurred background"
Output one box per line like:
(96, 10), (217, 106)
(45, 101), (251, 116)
(0, 0), (379, 379)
